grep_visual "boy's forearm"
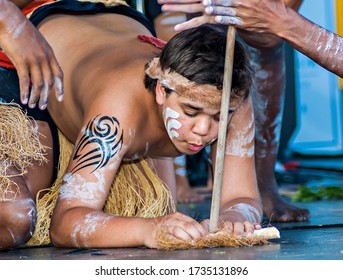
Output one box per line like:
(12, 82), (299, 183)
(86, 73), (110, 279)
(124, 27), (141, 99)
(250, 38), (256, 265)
(220, 198), (262, 223)
(50, 208), (150, 248)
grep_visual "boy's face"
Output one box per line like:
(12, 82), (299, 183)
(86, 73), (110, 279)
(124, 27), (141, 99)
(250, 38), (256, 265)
(161, 91), (222, 155)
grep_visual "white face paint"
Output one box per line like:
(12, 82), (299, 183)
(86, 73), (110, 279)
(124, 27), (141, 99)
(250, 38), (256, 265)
(164, 107), (182, 139)
(225, 110), (255, 158)
(71, 212), (112, 247)
(224, 203), (261, 223)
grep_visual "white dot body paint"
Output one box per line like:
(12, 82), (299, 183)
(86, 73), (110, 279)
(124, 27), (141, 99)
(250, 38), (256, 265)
(7, 198), (36, 243)
(59, 170), (106, 206)
(122, 128), (149, 161)
(215, 15), (242, 26)
(2, 11), (26, 40)
(39, 83), (49, 109)
(71, 212), (112, 247)
(7, 228), (16, 244)
(54, 77), (64, 101)
(225, 110), (255, 158)
(304, 26), (343, 74)
(164, 107), (181, 139)
(249, 47), (285, 158)
(17, 198), (36, 236)
(224, 203), (261, 223)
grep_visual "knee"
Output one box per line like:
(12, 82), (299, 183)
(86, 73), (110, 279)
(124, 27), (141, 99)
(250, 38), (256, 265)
(0, 198), (37, 250)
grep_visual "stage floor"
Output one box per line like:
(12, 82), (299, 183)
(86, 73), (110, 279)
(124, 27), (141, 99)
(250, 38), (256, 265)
(0, 199), (342, 260)
(0, 157), (343, 260)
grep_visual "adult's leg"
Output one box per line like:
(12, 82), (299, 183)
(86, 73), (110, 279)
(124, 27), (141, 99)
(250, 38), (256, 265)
(249, 44), (309, 222)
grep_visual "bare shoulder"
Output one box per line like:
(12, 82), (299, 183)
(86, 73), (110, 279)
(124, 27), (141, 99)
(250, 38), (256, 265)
(81, 80), (153, 149)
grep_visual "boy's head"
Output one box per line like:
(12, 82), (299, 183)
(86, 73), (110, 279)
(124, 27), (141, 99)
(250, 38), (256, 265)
(144, 24), (254, 110)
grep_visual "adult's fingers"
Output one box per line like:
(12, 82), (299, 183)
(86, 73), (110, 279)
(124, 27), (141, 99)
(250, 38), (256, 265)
(16, 65), (30, 105)
(27, 62), (48, 109)
(206, 0), (239, 7)
(158, 0), (202, 4)
(174, 15), (216, 31)
(51, 59), (64, 102)
(22, 54), (63, 110)
(161, 3), (203, 14)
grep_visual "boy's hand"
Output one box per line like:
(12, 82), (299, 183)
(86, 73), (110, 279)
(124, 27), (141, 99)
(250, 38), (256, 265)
(146, 212), (207, 248)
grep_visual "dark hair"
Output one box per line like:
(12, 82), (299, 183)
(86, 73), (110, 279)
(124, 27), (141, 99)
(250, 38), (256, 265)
(144, 24), (254, 100)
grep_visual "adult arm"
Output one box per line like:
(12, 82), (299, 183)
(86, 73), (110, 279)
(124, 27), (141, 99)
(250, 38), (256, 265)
(202, 97), (262, 235)
(159, 0), (343, 77)
(0, 0), (63, 109)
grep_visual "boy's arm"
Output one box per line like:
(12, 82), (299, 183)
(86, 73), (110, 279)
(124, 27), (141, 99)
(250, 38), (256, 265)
(50, 103), (206, 248)
(204, 97), (262, 235)
(0, 0), (63, 109)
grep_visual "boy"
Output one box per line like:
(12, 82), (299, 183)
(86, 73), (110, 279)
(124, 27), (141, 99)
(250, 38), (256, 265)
(0, 0), (260, 250)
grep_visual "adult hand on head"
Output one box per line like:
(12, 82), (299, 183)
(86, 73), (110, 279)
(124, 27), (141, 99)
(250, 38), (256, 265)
(0, 1), (63, 110)
(158, 0), (288, 48)
(202, 0), (288, 35)
(158, 0), (216, 31)
(204, 0), (305, 49)
(158, 0), (288, 34)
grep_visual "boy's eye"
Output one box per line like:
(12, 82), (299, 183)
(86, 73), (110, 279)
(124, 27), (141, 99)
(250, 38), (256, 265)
(184, 111), (197, 118)
(213, 114), (220, 122)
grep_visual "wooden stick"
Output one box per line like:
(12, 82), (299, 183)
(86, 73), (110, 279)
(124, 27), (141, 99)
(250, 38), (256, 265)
(209, 26), (236, 233)
(253, 227), (280, 240)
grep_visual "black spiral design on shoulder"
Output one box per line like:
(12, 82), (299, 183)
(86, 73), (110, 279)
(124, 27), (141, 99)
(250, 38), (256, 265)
(70, 115), (124, 174)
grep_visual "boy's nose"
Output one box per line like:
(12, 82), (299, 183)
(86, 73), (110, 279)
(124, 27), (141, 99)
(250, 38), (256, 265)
(193, 118), (211, 136)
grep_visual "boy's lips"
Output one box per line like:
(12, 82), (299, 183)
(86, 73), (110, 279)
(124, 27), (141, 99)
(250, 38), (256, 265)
(188, 143), (204, 152)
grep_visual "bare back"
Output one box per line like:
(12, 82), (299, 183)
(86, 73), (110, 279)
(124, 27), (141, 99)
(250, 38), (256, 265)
(37, 13), (163, 147)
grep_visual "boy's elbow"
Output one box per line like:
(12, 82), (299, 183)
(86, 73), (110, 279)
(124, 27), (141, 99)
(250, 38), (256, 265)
(49, 213), (73, 248)
(49, 221), (67, 247)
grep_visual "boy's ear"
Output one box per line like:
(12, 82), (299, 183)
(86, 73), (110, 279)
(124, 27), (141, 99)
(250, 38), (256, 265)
(155, 80), (167, 105)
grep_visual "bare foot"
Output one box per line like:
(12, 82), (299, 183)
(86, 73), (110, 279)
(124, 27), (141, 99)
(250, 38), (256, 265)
(176, 174), (211, 203)
(259, 176), (310, 222)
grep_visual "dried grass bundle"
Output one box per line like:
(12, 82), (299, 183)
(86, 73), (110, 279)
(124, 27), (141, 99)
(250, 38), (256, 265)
(157, 227), (280, 250)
